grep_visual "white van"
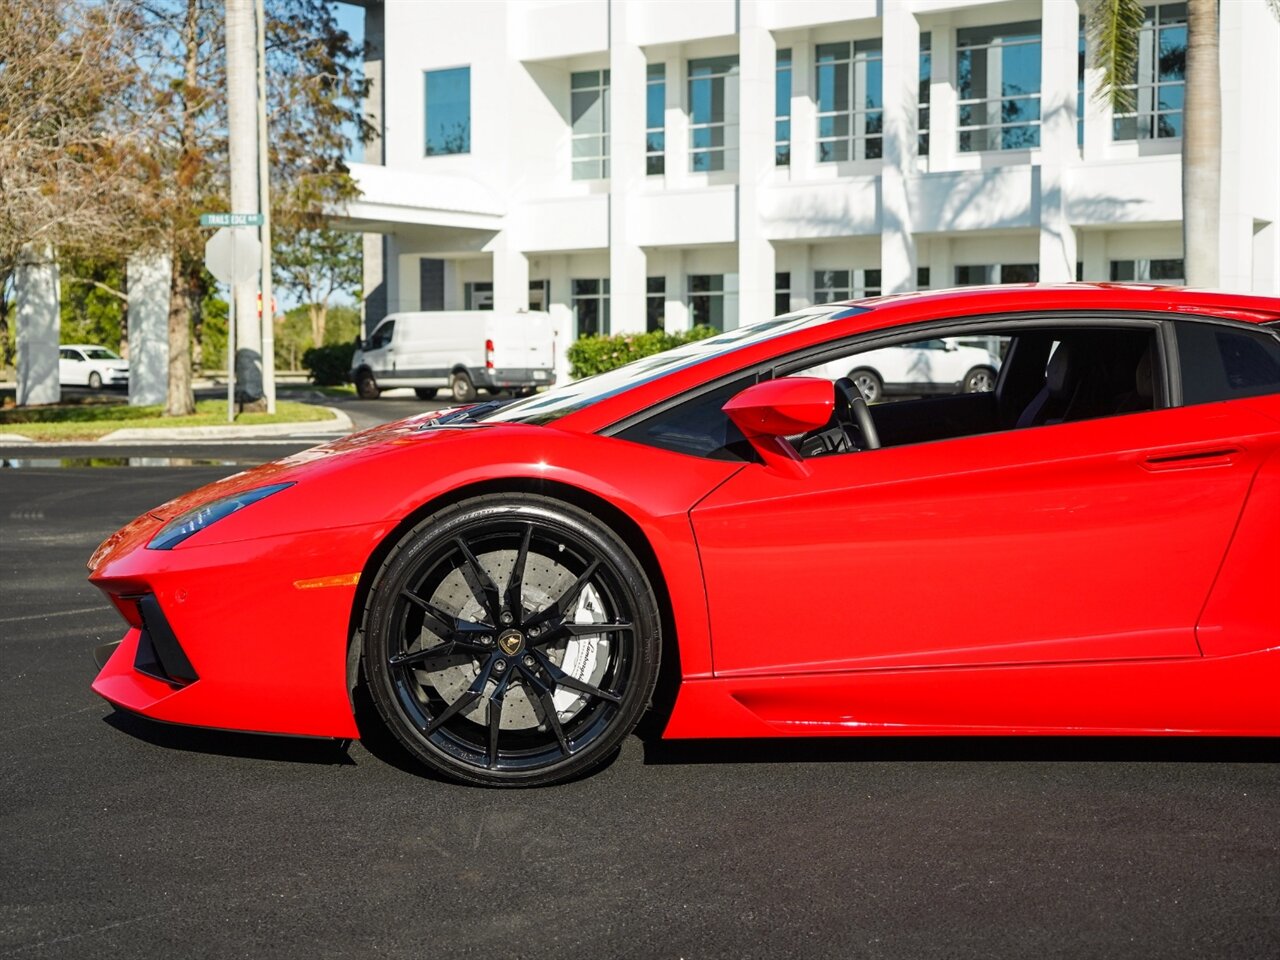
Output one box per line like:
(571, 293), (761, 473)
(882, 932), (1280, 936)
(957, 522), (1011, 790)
(350, 311), (556, 402)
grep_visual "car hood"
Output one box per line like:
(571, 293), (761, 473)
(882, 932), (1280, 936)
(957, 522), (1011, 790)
(143, 408), (528, 521)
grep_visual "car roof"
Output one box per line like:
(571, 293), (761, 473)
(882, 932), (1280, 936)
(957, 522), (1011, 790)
(60, 344), (114, 350)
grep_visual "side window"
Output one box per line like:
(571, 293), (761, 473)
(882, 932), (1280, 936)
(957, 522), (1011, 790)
(1176, 322), (1280, 405)
(368, 321), (395, 350)
(615, 375), (757, 461)
(796, 335), (1007, 405)
(60, 348), (79, 361)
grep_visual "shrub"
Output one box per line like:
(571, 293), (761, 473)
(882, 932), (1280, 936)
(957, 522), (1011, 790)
(567, 325), (717, 379)
(302, 342), (356, 386)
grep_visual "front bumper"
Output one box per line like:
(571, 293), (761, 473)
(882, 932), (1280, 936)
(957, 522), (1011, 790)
(89, 517), (391, 739)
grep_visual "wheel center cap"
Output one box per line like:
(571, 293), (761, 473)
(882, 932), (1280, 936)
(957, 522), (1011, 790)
(497, 630), (524, 657)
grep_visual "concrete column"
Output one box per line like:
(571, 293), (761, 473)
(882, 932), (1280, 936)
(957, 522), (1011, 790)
(608, 0), (647, 333)
(795, 243), (813, 308)
(928, 16), (957, 172)
(126, 254), (171, 406)
(15, 247), (60, 407)
(227, 0), (262, 403)
(667, 253), (690, 332)
(929, 237), (953, 290)
(1038, 0), (1079, 282)
(736, 1), (775, 328)
(491, 234), (530, 313)
(1079, 229), (1107, 282)
(665, 49), (690, 186)
(881, 3), (920, 294)
(790, 33), (817, 181)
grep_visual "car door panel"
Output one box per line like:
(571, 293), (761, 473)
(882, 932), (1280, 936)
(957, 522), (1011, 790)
(690, 403), (1277, 676)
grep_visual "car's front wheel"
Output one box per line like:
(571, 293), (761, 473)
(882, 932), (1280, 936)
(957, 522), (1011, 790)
(87, 371), (103, 390)
(355, 369), (380, 399)
(362, 494), (661, 787)
(847, 367), (883, 404)
(963, 366), (997, 393)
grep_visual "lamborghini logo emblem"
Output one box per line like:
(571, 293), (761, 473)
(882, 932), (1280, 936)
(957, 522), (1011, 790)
(498, 631), (523, 656)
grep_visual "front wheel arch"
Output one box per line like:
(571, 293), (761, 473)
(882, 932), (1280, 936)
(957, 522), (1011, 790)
(344, 477), (682, 739)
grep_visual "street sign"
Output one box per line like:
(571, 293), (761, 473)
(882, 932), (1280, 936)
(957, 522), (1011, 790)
(200, 212), (264, 227)
(204, 227), (261, 285)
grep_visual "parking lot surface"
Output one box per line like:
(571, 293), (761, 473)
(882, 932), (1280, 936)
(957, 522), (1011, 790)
(2, 461), (1278, 959)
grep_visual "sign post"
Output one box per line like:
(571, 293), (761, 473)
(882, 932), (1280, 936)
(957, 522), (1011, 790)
(203, 220), (262, 422)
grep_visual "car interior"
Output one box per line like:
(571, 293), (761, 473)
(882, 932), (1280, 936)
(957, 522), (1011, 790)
(793, 325), (1159, 457)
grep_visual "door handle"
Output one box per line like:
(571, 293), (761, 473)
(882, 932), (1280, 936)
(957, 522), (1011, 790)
(1142, 446), (1240, 471)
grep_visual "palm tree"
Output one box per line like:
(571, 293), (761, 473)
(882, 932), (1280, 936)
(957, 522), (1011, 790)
(1086, 0), (1218, 286)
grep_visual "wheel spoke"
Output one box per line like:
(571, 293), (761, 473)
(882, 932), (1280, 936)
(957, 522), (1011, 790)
(534, 687), (570, 756)
(401, 590), (492, 639)
(504, 523), (532, 619)
(562, 620), (633, 638)
(454, 537), (502, 623)
(424, 660), (493, 735)
(388, 642), (472, 669)
(525, 559), (600, 628)
(486, 672), (512, 769)
(530, 648), (622, 704)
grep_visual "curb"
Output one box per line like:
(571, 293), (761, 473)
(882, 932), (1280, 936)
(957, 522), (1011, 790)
(0, 407), (353, 446)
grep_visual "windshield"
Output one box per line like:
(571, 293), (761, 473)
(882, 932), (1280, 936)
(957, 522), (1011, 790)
(82, 347), (121, 360)
(475, 306), (867, 426)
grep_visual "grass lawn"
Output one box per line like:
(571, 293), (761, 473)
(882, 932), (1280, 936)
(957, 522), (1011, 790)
(0, 399), (336, 441)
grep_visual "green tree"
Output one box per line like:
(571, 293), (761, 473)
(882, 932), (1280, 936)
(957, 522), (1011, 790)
(273, 228), (362, 349)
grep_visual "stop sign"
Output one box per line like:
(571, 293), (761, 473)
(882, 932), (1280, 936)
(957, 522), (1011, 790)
(204, 227), (261, 285)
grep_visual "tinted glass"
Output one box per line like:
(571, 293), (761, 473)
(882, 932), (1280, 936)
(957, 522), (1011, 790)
(425, 67), (470, 155)
(616, 376), (757, 461)
(1176, 322), (1280, 405)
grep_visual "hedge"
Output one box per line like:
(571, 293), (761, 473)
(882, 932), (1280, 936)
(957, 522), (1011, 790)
(302, 342), (357, 386)
(567, 325), (717, 379)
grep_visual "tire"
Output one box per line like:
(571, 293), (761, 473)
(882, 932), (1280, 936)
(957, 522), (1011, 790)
(450, 371), (477, 403)
(414, 388), (438, 400)
(962, 366), (997, 394)
(87, 371), (103, 390)
(362, 494), (661, 787)
(847, 368), (883, 404)
(356, 369), (380, 400)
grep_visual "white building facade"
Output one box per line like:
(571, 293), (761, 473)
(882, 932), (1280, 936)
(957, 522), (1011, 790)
(340, 0), (1280, 380)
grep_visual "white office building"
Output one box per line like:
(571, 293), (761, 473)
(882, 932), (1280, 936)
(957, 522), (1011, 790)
(338, 0), (1280, 379)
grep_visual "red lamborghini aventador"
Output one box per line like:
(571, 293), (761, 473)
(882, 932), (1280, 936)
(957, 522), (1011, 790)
(89, 285), (1280, 786)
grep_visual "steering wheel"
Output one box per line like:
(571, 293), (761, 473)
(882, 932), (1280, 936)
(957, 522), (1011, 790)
(834, 377), (882, 450)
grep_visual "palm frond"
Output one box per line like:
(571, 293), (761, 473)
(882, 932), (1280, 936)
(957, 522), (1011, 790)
(1085, 0), (1148, 114)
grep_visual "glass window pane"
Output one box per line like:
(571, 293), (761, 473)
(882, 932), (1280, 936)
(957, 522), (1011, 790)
(647, 155), (665, 175)
(570, 70), (600, 89)
(864, 60), (883, 109)
(647, 81), (665, 127)
(776, 66), (792, 116)
(1001, 41), (1042, 96)
(425, 66), (470, 155)
(816, 42), (848, 63)
(572, 89), (603, 131)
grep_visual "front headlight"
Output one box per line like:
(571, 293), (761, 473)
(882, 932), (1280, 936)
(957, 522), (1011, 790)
(147, 482), (294, 550)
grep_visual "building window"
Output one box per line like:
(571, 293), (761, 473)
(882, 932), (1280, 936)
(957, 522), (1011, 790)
(646, 64), (665, 176)
(689, 56), (738, 172)
(956, 21), (1041, 152)
(688, 275), (728, 330)
(572, 278), (609, 337)
(919, 33), (931, 155)
(464, 281), (493, 310)
(917, 266), (930, 290)
(954, 264), (1039, 285)
(645, 277), (665, 332)
(1109, 258), (1184, 283)
(774, 272), (791, 315)
(816, 40), (883, 162)
(814, 269), (881, 303)
(424, 66), (470, 156)
(572, 69), (610, 180)
(529, 279), (550, 312)
(1113, 2), (1186, 140)
(776, 49), (792, 166)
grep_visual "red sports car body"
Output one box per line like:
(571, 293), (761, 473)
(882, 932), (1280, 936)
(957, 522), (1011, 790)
(89, 286), (1280, 785)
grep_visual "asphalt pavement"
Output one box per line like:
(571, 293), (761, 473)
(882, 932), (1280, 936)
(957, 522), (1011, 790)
(2, 430), (1279, 959)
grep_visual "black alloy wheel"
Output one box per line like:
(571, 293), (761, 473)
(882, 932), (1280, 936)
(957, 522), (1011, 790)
(363, 494), (660, 786)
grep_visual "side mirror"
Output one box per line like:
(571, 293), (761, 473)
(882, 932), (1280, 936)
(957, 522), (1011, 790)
(353, 335), (364, 350)
(723, 377), (834, 475)
(943, 340), (958, 351)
